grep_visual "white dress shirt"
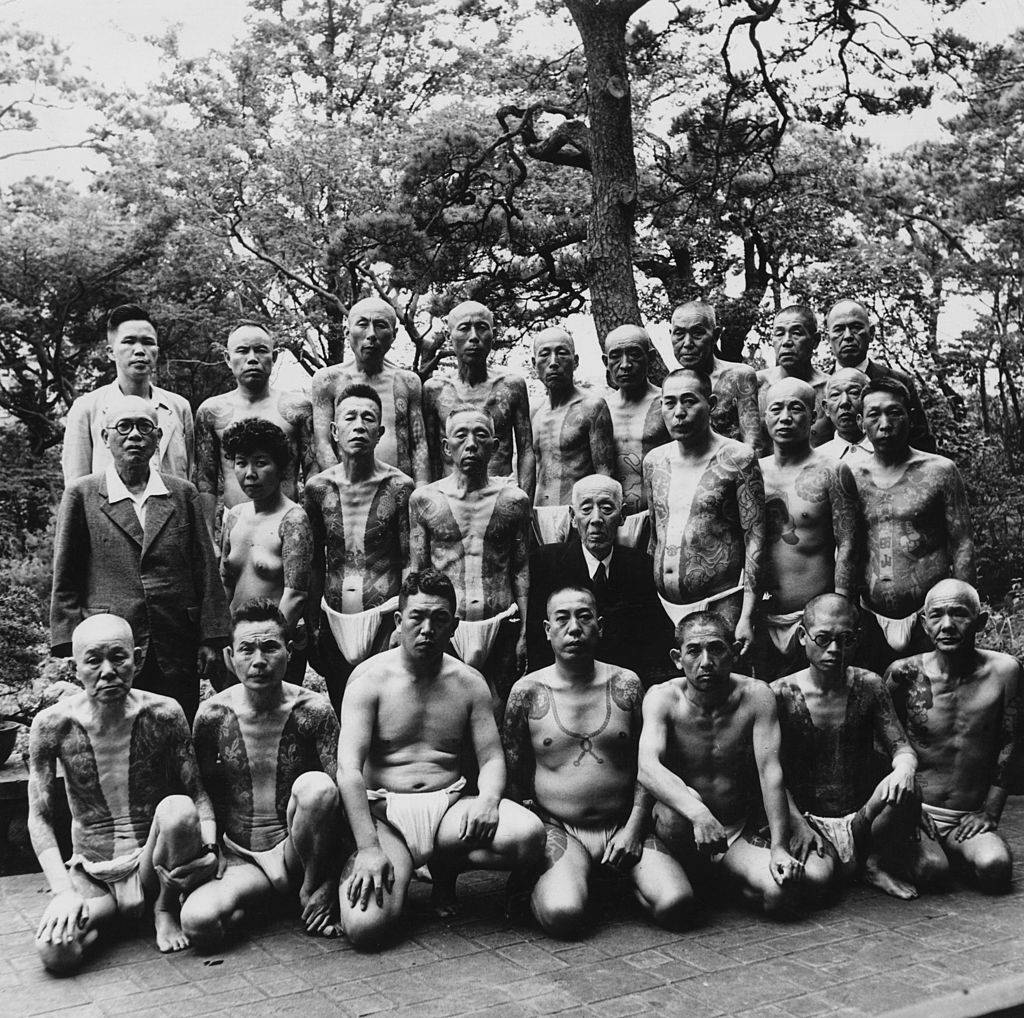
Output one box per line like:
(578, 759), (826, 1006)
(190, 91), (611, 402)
(818, 434), (874, 461)
(105, 463), (170, 528)
(581, 544), (614, 580)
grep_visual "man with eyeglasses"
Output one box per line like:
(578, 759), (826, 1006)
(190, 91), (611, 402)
(772, 594), (920, 900)
(62, 304), (195, 483)
(822, 300), (935, 453)
(51, 395), (229, 723)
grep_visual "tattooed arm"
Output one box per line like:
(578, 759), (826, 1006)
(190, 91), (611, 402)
(407, 489), (432, 572)
(829, 461), (861, 599)
(406, 373), (431, 486)
(394, 478), (414, 581)
(734, 368), (768, 457)
(869, 675), (917, 804)
(641, 453), (658, 559)
(608, 672), (653, 868)
(167, 703), (217, 843)
(290, 394), (316, 487)
(943, 463), (976, 584)
(280, 506), (313, 631)
(422, 379), (444, 481)
(193, 401), (222, 534)
(510, 492), (531, 675)
(309, 696), (341, 778)
(304, 480), (326, 639)
(734, 447), (767, 653)
(310, 370), (340, 472)
(501, 679), (537, 803)
(28, 710), (74, 897)
(589, 397), (616, 477)
(510, 376), (536, 501)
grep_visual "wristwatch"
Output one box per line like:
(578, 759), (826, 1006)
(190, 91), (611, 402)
(201, 842), (220, 858)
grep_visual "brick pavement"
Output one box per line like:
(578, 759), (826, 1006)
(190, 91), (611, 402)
(2, 803), (1022, 1018)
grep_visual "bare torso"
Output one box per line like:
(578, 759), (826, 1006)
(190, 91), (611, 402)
(850, 453), (968, 617)
(760, 451), (856, 612)
(532, 390), (614, 507)
(644, 436), (764, 603)
(772, 669), (909, 816)
(710, 360), (764, 452)
(410, 478), (530, 620)
(887, 651), (1019, 811)
(311, 362), (425, 478)
(605, 385), (668, 515)
(424, 370), (527, 479)
(31, 692), (192, 862)
(305, 462), (413, 613)
(193, 684), (338, 852)
(195, 388), (312, 508)
(510, 665), (641, 827)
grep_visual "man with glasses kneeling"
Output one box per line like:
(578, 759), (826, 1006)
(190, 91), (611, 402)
(51, 395), (229, 724)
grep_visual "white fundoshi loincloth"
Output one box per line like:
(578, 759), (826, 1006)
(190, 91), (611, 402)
(321, 595), (400, 664)
(764, 609), (804, 654)
(450, 605), (520, 670)
(805, 812), (858, 865)
(67, 846), (145, 918)
(616, 510), (649, 548)
(862, 600), (918, 652)
(533, 505), (572, 544)
(657, 573), (746, 626)
(367, 777), (468, 867)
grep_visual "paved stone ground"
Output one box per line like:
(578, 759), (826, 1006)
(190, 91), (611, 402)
(2, 802), (1023, 1018)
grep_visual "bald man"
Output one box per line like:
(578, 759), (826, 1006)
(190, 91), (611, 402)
(669, 301), (766, 456)
(602, 325), (669, 545)
(887, 580), (1022, 892)
(194, 321), (314, 533)
(818, 368), (873, 461)
(311, 297), (430, 483)
(642, 370), (766, 656)
(756, 305), (830, 449)
(423, 301), (535, 498)
(410, 406), (532, 704)
(825, 299), (934, 453)
(531, 327), (615, 543)
(755, 378), (859, 680)
(30, 614), (217, 971)
(51, 396), (229, 723)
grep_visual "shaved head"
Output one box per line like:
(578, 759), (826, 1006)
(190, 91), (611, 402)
(72, 613), (135, 658)
(348, 297), (397, 326)
(605, 324), (651, 351)
(765, 376), (816, 411)
(826, 367), (870, 395)
(924, 579), (981, 615)
(448, 300), (493, 328)
(533, 326), (575, 355)
(671, 301), (717, 330)
(571, 473), (623, 509)
(103, 394), (158, 428)
(803, 593), (859, 629)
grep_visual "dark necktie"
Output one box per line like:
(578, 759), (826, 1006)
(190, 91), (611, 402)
(592, 561), (608, 601)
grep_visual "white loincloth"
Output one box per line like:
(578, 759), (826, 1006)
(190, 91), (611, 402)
(764, 609), (804, 654)
(563, 821), (622, 864)
(658, 573), (746, 627)
(922, 802), (970, 840)
(367, 777), (467, 867)
(616, 510), (649, 548)
(223, 833), (292, 896)
(450, 604), (519, 671)
(533, 505), (572, 545)
(806, 812), (858, 866)
(862, 600), (918, 652)
(321, 595), (400, 664)
(68, 847), (145, 918)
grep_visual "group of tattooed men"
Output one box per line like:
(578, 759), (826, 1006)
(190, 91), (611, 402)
(30, 296), (1022, 977)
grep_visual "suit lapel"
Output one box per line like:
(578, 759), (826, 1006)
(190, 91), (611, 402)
(141, 496), (175, 558)
(99, 481), (144, 546)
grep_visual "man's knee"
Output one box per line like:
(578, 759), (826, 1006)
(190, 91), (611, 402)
(914, 845), (951, 887)
(531, 887), (588, 939)
(154, 794), (200, 835)
(291, 771), (339, 816)
(802, 851), (838, 901)
(341, 902), (395, 952)
(972, 842), (1013, 893)
(37, 934), (89, 976)
(644, 883), (697, 930)
(180, 898), (229, 953)
(513, 813), (546, 867)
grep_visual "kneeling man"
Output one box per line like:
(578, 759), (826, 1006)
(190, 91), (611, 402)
(639, 612), (825, 913)
(29, 614), (217, 972)
(183, 599), (343, 945)
(772, 595), (920, 898)
(337, 570), (545, 947)
(887, 580), (1022, 893)
(504, 586), (692, 936)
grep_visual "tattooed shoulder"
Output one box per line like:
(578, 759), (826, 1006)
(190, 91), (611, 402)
(610, 670), (643, 711)
(508, 678), (552, 721)
(279, 390), (313, 424)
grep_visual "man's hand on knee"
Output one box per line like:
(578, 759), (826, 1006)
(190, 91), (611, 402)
(954, 810), (998, 842)
(155, 848), (219, 898)
(770, 844), (804, 885)
(37, 889), (89, 945)
(459, 798), (499, 843)
(346, 846), (395, 910)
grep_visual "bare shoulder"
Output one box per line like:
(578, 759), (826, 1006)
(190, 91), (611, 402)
(495, 370), (528, 398)
(738, 674), (775, 711)
(643, 679), (679, 715)
(849, 666), (886, 693)
(139, 691), (190, 735)
(423, 374), (452, 398)
(280, 503), (310, 534)
(496, 484), (531, 514)
(643, 443), (670, 471)
(446, 655), (492, 702)
(30, 699), (77, 741)
(606, 665), (644, 710)
(394, 367), (423, 392)
(311, 363), (349, 396)
(277, 388), (312, 418)
(289, 683), (336, 720)
(717, 437), (758, 471)
(346, 650), (400, 699)
(580, 391), (609, 413)
(754, 366), (772, 385)
(886, 654), (927, 687)
(980, 649), (1022, 687)
(196, 392), (230, 419)
(410, 480), (446, 511)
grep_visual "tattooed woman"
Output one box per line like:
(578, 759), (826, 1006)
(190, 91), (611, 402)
(220, 419), (312, 685)
(30, 614), (218, 971)
(503, 586), (692, 937)
(642, 369), (767, 656)
(755, 378), (860, 680)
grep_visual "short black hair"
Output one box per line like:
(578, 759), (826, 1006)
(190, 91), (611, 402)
(675, 610), (733, 646)
(445, 403), (495, 433)
(545, 585), (597, 618)
(231, 597), (288, 639)
(222, 418), (292, 471)
(775, 303), (818, 335)
(863, 377), (912, 411)
(337, 383), (383, 419)
(106, 304), (155, 337)
(663, 368), (712, 400)
(399, 569), (458, 615)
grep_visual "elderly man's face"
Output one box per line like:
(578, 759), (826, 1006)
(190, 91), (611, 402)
(570, 481), (622, 557)
(827, 304), (872, 367)
(103, 408), (160, 468)
(76, 628), (138, 704)
(670, 308), (715, 368)
(772, 311), (816, 370)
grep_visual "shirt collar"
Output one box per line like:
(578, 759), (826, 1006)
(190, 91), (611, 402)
(581, 543), (613, 578)
(105, 462), (169, 504)
(853, 356), (870, 374)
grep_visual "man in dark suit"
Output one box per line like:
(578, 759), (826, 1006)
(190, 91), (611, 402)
(526, 474), (674, 686)
(51, 395), (229, 723)
(822, 299), (935, 453)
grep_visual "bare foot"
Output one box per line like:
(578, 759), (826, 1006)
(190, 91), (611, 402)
(300, 879), (340, 938)
(154, 908), (190, 953)
(863, 857), (918, 900)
